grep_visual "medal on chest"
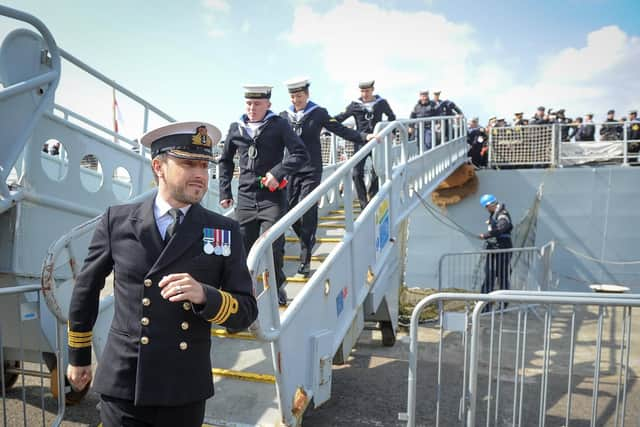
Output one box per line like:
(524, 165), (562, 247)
(222, 229), (231, 256)
(203, 228), (214, 255)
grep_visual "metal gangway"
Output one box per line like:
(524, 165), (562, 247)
(1, 6), (469, 426)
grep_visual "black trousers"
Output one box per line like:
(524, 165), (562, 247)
(482, 251), (511, 294)
(99, 395), (205, 427)
(352, 154), (379, 210)
(287, 172), (322, 265)
(236, 200), (286, 289)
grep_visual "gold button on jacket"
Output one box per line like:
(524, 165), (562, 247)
(181, 321), (189, 330)
(182, 302), (192, 311)
(141, 317), (150, 326)
(142, 298), (151, 306)
(140, 336), (150, 345)
(179, 341), (188, 350)
(144, 279), (152, 288)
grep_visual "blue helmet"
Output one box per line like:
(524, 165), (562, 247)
(480, 194), (497, 207)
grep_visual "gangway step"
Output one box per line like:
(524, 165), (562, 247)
(317, 223), (345, 229)
(211, 328), (257, 340)
(285, 236), (342, 243)
(319, 215), (347, 220)
(329, 209), (361, 215)
(256, 275), (309, 284)
(283, 254), (326, 262)
(212, 368), (276, 384)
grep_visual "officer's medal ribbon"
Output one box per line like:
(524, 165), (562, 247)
(202, 228), (215, 255)
(214, 228), (223, 255)
(222, 229), (231, 257)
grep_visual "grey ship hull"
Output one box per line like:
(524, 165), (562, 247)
(406, 165), (640, 291)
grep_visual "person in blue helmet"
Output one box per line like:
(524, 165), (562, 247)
(479, 194), (513, 295)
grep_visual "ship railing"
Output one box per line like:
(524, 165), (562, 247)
(0, 284), (65, 427)
(243, 116), (467, 423)
(0, 5), (60, 201)
(437, 242), (555, 292)
(486, 122), (640, 168)
(50, 47), (176, 155)
(400, 290), (640, 427)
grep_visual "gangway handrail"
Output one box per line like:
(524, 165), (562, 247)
(0, 5), (61, 199)
(245, 115), (468, 341)
(58, 47), (175, 125)
(41, 189), (156, 322)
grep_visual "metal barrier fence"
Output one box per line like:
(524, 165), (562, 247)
(401, 291), (640, 427)
(0, 285), (65, 427)
(438, 243), (554, 292)
(487, 122), (640, 168)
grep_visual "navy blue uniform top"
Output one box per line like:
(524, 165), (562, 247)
(410, 100), (438, 127)
(218, 112), (309, 206)
(629, 119), (640, 140)
(482, 203), (513, 249)
(334, 95), (396, 140)
(67, 196), (258, 406)
(434, 99), (463, 117)
(280, 101), (365, 175)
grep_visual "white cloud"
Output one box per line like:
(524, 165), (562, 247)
(202, 0), (230, 12)
(284, 1), (640, 123)
(202, 0), (231, 38)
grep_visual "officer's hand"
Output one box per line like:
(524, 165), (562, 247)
(366, 133), (378, 141)
(479, 233), (485, 239)
(67, 364), (92, 391)
(159, 273), (206, 305)
(263, 173), (279, 191)
(220, 199), (233, 209)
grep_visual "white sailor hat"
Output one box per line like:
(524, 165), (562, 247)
(243, 84), (272, 99)
(433, 90), (442, 95)
(358, 80), (375, 89)
(419, 89), (429, 95)
(141, 121), (222, 161)
(285, 77), (310, 93)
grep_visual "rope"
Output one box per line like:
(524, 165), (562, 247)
(411, 187), (482, 240)
(559, 244), (640, 265)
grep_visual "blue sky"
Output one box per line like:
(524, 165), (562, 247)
(1, 0), (639, 140)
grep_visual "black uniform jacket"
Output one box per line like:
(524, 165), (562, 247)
(334, 95), (396, 139)
(218, 112), (308, 206)
(67, 195), (258, 406)
(280, 101), (364, 175)
(484, 203), (513, 249)
(434, 99), (463, 117)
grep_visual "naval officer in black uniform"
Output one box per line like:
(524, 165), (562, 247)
(219, 85), (308, 305)
(66, 122), (258, 427)
(280, 78), (366, 277)
(334, 80), (395, 209)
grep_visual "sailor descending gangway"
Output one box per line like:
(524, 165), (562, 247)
(1, 6), (469, 426)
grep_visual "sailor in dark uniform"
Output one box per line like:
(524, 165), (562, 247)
(66, 122), (258, 427)
(467, 117), (488, 167)
(479, 194), (513, 295)
(409, 90), (437, 150)
(280, 78), (365, 277)
(432, 90), (463, 143)
(218, 85), (309, 305)
(600, 109), (623, 141)
(627, 110), (640, 154)
(580, 113), (596, 141)
(513, 112), (525, 126)
(334, 80), (395, 209)
(530, 106), (549, 125)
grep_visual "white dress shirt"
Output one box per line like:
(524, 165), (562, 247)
(153, 195), (191, 240)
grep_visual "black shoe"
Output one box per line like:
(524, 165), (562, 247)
(296, 263), (310, 278)
(278, 288), (288, 306)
